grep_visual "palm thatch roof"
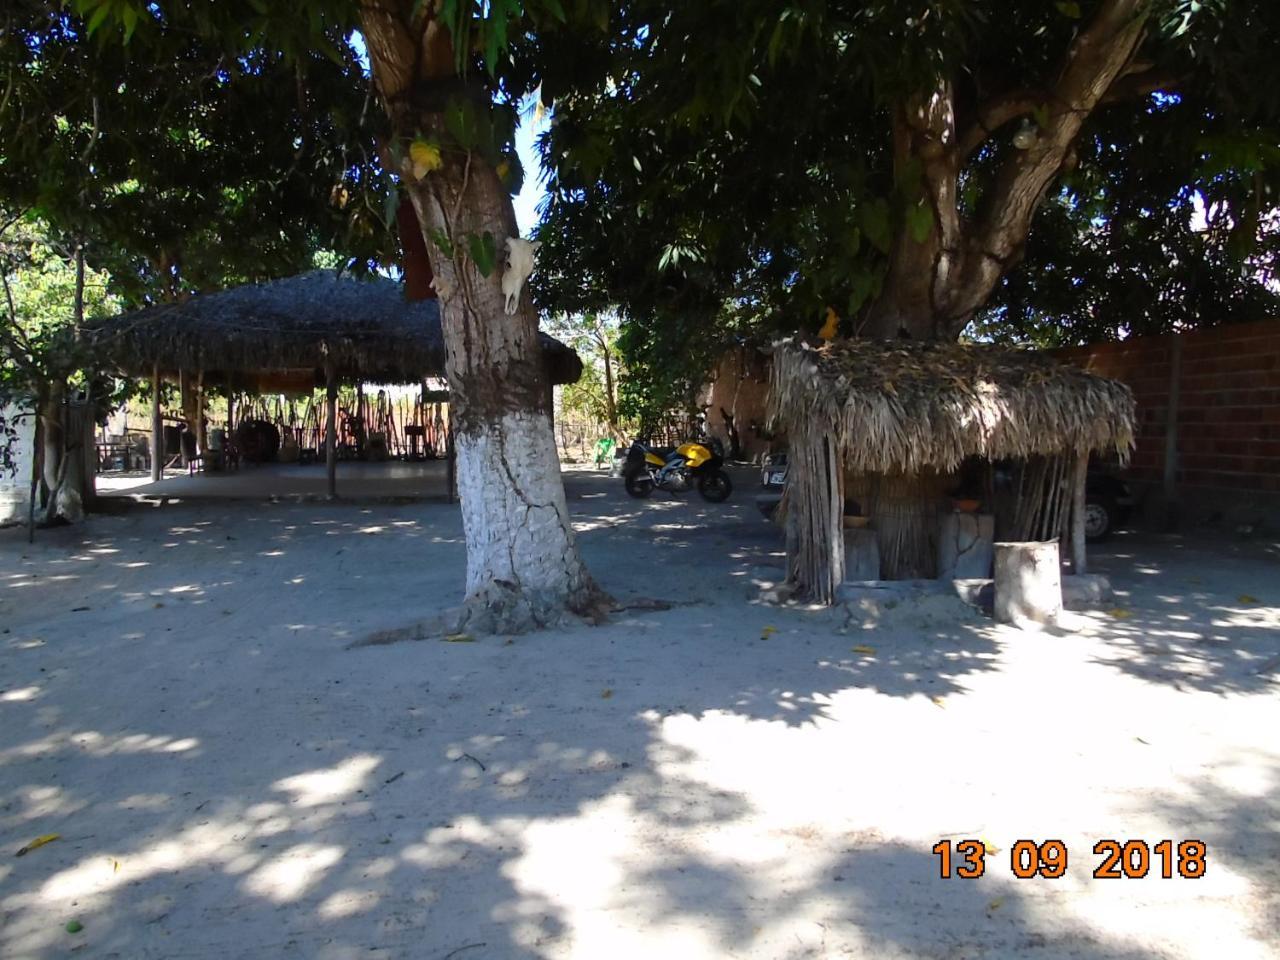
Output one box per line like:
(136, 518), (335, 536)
(769, 337), (1135, 474)
(88, 270), (583, 387)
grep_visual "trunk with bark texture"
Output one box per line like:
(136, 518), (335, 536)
(863, 0), (1151, 341)
(361, 5), (607, 633)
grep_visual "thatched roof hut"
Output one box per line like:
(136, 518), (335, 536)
(769, 337), (1136, 601)
(89, 270), (583, 388)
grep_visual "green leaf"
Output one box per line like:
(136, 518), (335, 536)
(860, 198), (892, 254)
(1055, 1), (1082, 17)
(120, 5), (139, 43)
(468, 230), (498, 277)
(86, 3), (112, 36)
(427, 227), (454, 259)
(906, 201), (934, 244)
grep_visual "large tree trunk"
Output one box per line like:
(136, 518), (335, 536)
(863, 0), (1151, 341)
(361, 4), (608, 633)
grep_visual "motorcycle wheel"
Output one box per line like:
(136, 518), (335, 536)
(697, 469), (733, 503)
(625, 473), (655, 498)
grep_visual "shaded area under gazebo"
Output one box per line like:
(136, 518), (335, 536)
(769, 337), (1137, 604)
(89, 270), (583, 498)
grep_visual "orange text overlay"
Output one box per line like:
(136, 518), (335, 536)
(932, 839), (1207, 880)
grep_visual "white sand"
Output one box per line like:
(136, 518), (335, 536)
(1, 466), (1277, 959)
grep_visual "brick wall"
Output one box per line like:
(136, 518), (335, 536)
(1053, 320), (1280, 496)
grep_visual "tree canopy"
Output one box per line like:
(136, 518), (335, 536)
(0, 0), (392, 308)
(530, 0), (1280, 409)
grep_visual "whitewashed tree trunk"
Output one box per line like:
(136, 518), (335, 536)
(360, 6), (607, 633)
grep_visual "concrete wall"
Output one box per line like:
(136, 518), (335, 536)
(0, 404), (36, 525)
(703, 347), (774, 461)
(1053, 320), (1280, 522)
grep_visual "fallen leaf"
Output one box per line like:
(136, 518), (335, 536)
(851, 644), (876, 655)
(986, 897), (1004, 913)
(930, 696), (946, 709)
(760, 625), (778, 639)
(1237, 594), (1259, 604)
(112, 859), (120, 873)
(1106, 608), (1132, 619)
(66, 920), (83, 934)
(15, 834), (60, 857)
(441, 633), (475, 643)
(601, 688), (613, 699)
(982, 838), (1000, 855)
(153, 602), (165, 609)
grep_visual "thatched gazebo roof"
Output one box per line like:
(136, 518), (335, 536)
(769, 337), (1135, 473)
(89, 270), (583, 387)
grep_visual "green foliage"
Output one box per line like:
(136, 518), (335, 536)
(1, 1), (393, 308)
(530, 0), (1280, 376)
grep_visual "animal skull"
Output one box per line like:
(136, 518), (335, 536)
(501, 237), (541, 316)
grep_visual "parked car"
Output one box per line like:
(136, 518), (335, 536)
(755, 452), (1134, 541)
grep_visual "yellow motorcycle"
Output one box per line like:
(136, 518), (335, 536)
(622, 438), (733, 502)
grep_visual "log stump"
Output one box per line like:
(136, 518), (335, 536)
(994, 540), (1062, 626)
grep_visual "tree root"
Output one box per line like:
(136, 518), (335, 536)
(348, 578), (617, 648)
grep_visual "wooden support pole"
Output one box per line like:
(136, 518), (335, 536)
(178, 368), (192, 466)
(195, 369), (206, 455)
(325, 364), (338, 499)
(1162, 333), (1182, 528)
(1070, 449), (1088, 575)
(227, 390), (235, 433)
(150, 364), (163, 482)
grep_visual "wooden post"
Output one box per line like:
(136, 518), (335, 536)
(325, 364), (338, 499)
(195, 369), (206, 455)
(1162, 333), (1182, 528)
(178, 368), (192, 466)
(150, 364), (163, 481)
(1070, 449), (1088, 575)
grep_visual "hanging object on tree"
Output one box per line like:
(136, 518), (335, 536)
(818, 306), (840, 341)
(501, 237), (541, 315)
(1012, 118), (1039, 150)
(431, 275), (454, 302)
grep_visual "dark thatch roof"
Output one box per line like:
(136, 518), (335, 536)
(769, 337), (1135, 475)
(88, 270), (583, 387)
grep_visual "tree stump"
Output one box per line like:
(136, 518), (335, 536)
(994, 540), (1062, 626)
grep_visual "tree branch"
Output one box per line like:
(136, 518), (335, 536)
(949, 0), (1152, 328)
(958, 88), (1046, 158)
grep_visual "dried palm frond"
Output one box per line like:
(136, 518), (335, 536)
(87, 270), (583, 387)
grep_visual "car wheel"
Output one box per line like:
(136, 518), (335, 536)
(1084, 498), (1114, 542)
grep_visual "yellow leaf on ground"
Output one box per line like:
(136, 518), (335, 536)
(15, 833), (59, 857)
(851, 644), (876, 655)
(1107, 608), (1132, 619)
(930, 696), (946, 709)
(601, 688), (613, 699)
(982, 838), (1000, 855)
(441, 633), (475, 643)
(760, 625), (778, 639)
(1237, 594), (1259, 604)
(987, 897), (1004, 913)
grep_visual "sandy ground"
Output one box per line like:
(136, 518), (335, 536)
(1, 465), (1278, 960)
